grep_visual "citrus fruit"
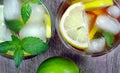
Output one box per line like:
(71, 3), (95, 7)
(59, 2), (88, 49)
(83, 0), (113, 9)
(45, 14), (51, 38)
(37, 56), (81, 73)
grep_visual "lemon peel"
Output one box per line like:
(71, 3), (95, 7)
(45, 14), (51, 38)
(89, 26), (98, 40)
(83, 0), (113, 9)
(60, 2), (89, 49)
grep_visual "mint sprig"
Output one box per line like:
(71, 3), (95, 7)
(0, 36), (49, 67)
(102, 32), (114, 47)
(21, 3), (32, 23)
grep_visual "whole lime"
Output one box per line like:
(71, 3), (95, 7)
(36, 56), (81, 73)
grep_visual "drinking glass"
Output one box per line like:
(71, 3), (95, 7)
(56, 0), (120, 57)
(0, 0), (54, 59)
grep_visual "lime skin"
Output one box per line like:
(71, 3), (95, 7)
(36, 56), (80, 73)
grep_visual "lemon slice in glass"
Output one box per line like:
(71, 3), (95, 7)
(84, 0), (113, 9)
(60, 2), (89, 50)
(45, 14), (51, 38)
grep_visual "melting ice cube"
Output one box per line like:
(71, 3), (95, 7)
(107, 5), (120, 18)
(19, 23), (46, 42)
(27, 3), (46, 24)
(87, 37), (105, 53)
(4, 0), (21, 20)
(0, 23), (12, 42)
(96, 15), (120, 35)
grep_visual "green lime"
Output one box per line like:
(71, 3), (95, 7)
(36, 56), (81, 73)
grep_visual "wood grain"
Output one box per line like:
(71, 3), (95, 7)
(0, 0), (120, 73)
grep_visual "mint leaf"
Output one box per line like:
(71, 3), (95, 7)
(14, 48), (24, 68)
(22, 37), (50, 55)
(0, 41), (14, 53)
(21, 3), (32, 23)
(102, 32), (114, 47)
(30, 0), (42, 5)
(5, 20), (24, 33)
(0, 35), (21, 53)
(0, 35), (24, 68)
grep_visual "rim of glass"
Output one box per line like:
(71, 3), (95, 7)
(55, 0), (120, 57)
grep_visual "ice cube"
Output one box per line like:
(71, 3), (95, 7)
(107, 5), (120, 18)
(19, 23), (46, 42)
(4, 0), (21, 20)
(0, 5), (3, 22)
(96, 15), (120, 35)
(87, 37), (105, 53)
(27, 3), (46, 24)
(0, 22), (12, 42)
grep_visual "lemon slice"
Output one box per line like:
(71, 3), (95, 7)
(60, 2), (89, 49)
(89, 26), (98, 40)
(45, 14), (51, 38)
(84, 0), (113, 9)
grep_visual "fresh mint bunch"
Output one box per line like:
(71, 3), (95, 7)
(0, 36), (50, 68)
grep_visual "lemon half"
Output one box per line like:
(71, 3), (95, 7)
(60, 2), (89, 50)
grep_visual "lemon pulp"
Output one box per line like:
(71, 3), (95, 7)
(60, 3), (89, 50)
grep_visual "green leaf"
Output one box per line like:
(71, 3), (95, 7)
(30, 0), (42, 5)
(5, 20), (24, 33)
(11, 35), (19, 41)
(102, 32), (114, 47)
(14, 48), (24, 68)
(0, 41), (15, 53)
(21, 3), (32, 23)
(22, 37), (50, 55)
(0, 36), (21, 53)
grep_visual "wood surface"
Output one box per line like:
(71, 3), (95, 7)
(0, 0), (120, 73)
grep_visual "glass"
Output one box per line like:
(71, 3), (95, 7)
(56, 0), (120, 57)
(0, 0), (54, 59)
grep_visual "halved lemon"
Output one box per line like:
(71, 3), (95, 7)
(59, 2), (89, 50)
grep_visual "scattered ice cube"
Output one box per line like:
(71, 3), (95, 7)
(4, 0), (21, 20)
(87, 37), (105, 53)
(27, 3), (46, 24)
(19, 23), (46, 42)
(107, 5), (120, 18)
(96, 15), (120, 35)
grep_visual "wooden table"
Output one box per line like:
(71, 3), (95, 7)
(0, 0), (120, 73)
